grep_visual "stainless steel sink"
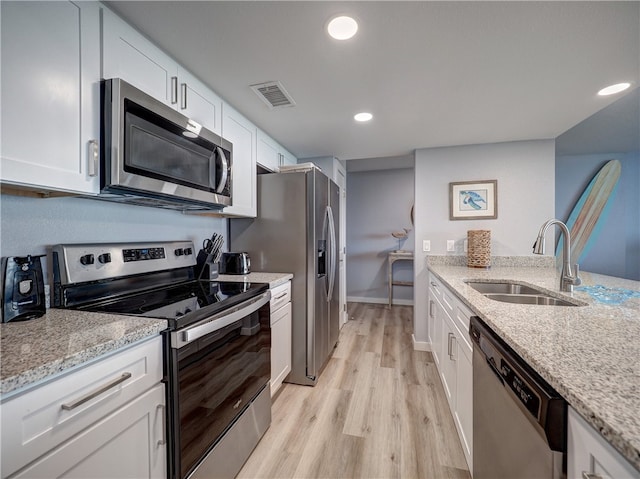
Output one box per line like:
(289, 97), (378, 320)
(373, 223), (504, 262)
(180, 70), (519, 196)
(466, 281), (580, 306)
(466, 281), (542, 295)
(484, 293), (578, 306)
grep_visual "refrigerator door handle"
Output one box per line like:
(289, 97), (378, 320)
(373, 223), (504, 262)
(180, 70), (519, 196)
(327, 206), (337, 302)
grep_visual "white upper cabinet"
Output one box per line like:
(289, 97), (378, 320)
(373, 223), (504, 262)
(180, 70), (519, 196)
(101, 8), (221, 135)
(0, 1), (101, 195)
(221, 103), (257, 217)
(280, 148), (297, 167)
(256, 129), (281, 172)
(178, 68), (222, 136)
(257, 129), (297, 172)
(101, 7), (176, 106)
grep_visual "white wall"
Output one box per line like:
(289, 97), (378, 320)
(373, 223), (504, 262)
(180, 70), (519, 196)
(346, 167), (415, 304)
(413, 140), (555, 343)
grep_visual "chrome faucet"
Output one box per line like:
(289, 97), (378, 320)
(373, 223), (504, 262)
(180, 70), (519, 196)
(533, 219), (582, 292)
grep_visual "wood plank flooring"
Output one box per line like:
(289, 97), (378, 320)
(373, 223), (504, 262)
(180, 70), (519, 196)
(237, 303), (471, 479)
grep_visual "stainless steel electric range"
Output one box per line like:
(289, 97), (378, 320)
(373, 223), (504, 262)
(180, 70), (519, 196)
(52, 240), (272, 479)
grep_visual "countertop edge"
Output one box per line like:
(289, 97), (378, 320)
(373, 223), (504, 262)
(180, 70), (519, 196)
(217, 272), (293, 289)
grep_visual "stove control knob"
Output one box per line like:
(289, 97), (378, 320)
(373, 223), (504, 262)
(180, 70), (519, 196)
(174, 248), (184, 256)
(80, 254), (95, 265)
(98, 253), (112, 264)
(184, 247), (193, 255)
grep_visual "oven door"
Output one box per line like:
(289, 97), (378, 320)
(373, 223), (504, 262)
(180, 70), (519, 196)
(165, 291), (271, 479)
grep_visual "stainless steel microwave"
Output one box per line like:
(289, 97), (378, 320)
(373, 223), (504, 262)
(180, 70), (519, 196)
(99, 78), (232, 210)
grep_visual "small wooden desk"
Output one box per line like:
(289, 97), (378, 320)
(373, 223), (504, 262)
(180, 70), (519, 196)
(388, 251), (414, 307)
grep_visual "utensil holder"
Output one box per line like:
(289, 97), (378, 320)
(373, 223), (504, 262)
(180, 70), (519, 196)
(467, 230), (491, 268)
(196, 249), (219, 280)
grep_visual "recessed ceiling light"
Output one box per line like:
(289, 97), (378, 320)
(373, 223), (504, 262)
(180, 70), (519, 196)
(327, 16), (358, 40)
(354, 112), (372, 122)
(597, 82), (631, 96)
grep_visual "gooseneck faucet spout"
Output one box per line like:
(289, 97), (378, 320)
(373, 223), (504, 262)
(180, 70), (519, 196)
(533, 219), (582, 292)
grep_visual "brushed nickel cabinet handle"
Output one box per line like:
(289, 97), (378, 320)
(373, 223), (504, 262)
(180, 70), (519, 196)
(61, 372), (132, 410)
(156, 404), (166, 446)
(274, 292), (288, 301)
(88, 140), (99, 177)
(181, 83), (187, 110)
(582, 473), (605, 479)
(429, 300), (435, 318)
(171, 76), (178, 104)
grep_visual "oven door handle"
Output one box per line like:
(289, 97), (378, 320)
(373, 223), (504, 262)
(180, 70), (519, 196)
(173, 291), (271, 348)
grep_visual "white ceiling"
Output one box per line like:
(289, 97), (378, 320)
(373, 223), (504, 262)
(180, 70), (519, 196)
(106, 1), (640, 161)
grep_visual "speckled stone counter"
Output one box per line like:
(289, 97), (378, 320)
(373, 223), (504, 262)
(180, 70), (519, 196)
(217, 272), (293, 289)
(0, 310), (167, 397)
(427, 261), (640, 471)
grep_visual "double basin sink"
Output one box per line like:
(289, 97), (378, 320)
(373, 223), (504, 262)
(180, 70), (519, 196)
(466, 281), (580, 306)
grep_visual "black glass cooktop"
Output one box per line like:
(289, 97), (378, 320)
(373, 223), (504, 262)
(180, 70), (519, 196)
(75, 280), (269, 329)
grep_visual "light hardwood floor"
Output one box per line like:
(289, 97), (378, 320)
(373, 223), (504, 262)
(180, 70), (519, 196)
(238, 303), (471, 479)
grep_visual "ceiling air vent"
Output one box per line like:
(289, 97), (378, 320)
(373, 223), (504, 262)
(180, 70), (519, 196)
(250, 81), (296, 109)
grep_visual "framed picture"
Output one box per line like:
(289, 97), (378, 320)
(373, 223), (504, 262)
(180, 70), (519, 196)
(449, 180), (497, 220)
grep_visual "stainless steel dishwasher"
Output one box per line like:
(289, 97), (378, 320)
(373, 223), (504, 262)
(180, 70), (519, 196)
(470, 316), (567, 479)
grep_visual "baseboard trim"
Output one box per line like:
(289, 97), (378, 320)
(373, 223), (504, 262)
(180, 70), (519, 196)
(347, 296), (414, 306)
(412, 335), (431, 352)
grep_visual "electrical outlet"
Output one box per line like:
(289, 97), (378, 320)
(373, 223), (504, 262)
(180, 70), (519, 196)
(423, 240), (431, 252)
(463, 239), (468, 252)
(447, 239), (455, 252)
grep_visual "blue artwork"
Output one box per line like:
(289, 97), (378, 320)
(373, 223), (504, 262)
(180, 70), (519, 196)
(459, 189), (488, 211)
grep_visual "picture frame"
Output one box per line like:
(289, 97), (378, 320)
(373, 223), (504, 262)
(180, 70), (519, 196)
(449, 180), (497, 220)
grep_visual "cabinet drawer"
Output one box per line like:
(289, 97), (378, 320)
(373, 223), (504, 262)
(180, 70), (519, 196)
(1, 336), (162, 478)
(271, 299), (290, 326)
(270, 281), (291, 313)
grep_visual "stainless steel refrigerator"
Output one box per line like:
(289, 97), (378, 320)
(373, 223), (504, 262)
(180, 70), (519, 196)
(229, 167), (340, 386)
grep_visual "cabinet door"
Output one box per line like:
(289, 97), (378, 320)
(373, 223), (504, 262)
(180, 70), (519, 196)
(439, 314), (457, 410)
(429, 294), (442, 367)
(11, 384), (166, 479)
(221, 103), (257, 217)
(256, 129), (281, 172)
(270, 302), (292, 397)
(454, 336), (473, 471)
(1, 1), (100, 194)
(280, 147), (297, 167)
(178, 68), (222, 135)
(568, 407), (639, 479)
(102, 7), (178, 105)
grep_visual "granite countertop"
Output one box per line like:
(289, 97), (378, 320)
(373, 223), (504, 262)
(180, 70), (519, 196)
(218, 272), (293, 289)
(0, 310), (167, 397)
(427, 261), (640, 470)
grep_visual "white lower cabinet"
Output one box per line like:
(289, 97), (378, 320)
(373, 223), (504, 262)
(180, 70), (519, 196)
(10, 384), (166, 479)
(1, 337), (166, 479)
(428, 272), (473, 471)
(270, 281), (292, 397)
(568, 406), (639, 479)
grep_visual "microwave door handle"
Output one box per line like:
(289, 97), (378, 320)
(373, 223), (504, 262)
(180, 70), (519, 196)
(215, 147), (228, 193)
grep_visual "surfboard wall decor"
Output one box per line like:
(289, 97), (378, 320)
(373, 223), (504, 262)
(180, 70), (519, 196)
(556, 159), (622, 265)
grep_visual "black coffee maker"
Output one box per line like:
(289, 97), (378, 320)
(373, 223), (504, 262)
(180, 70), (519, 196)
(2, 255), (46, 323)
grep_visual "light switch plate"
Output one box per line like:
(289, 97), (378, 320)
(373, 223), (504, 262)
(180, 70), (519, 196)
(447, 240), (455, 252)
(423, 240), (431, 252)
